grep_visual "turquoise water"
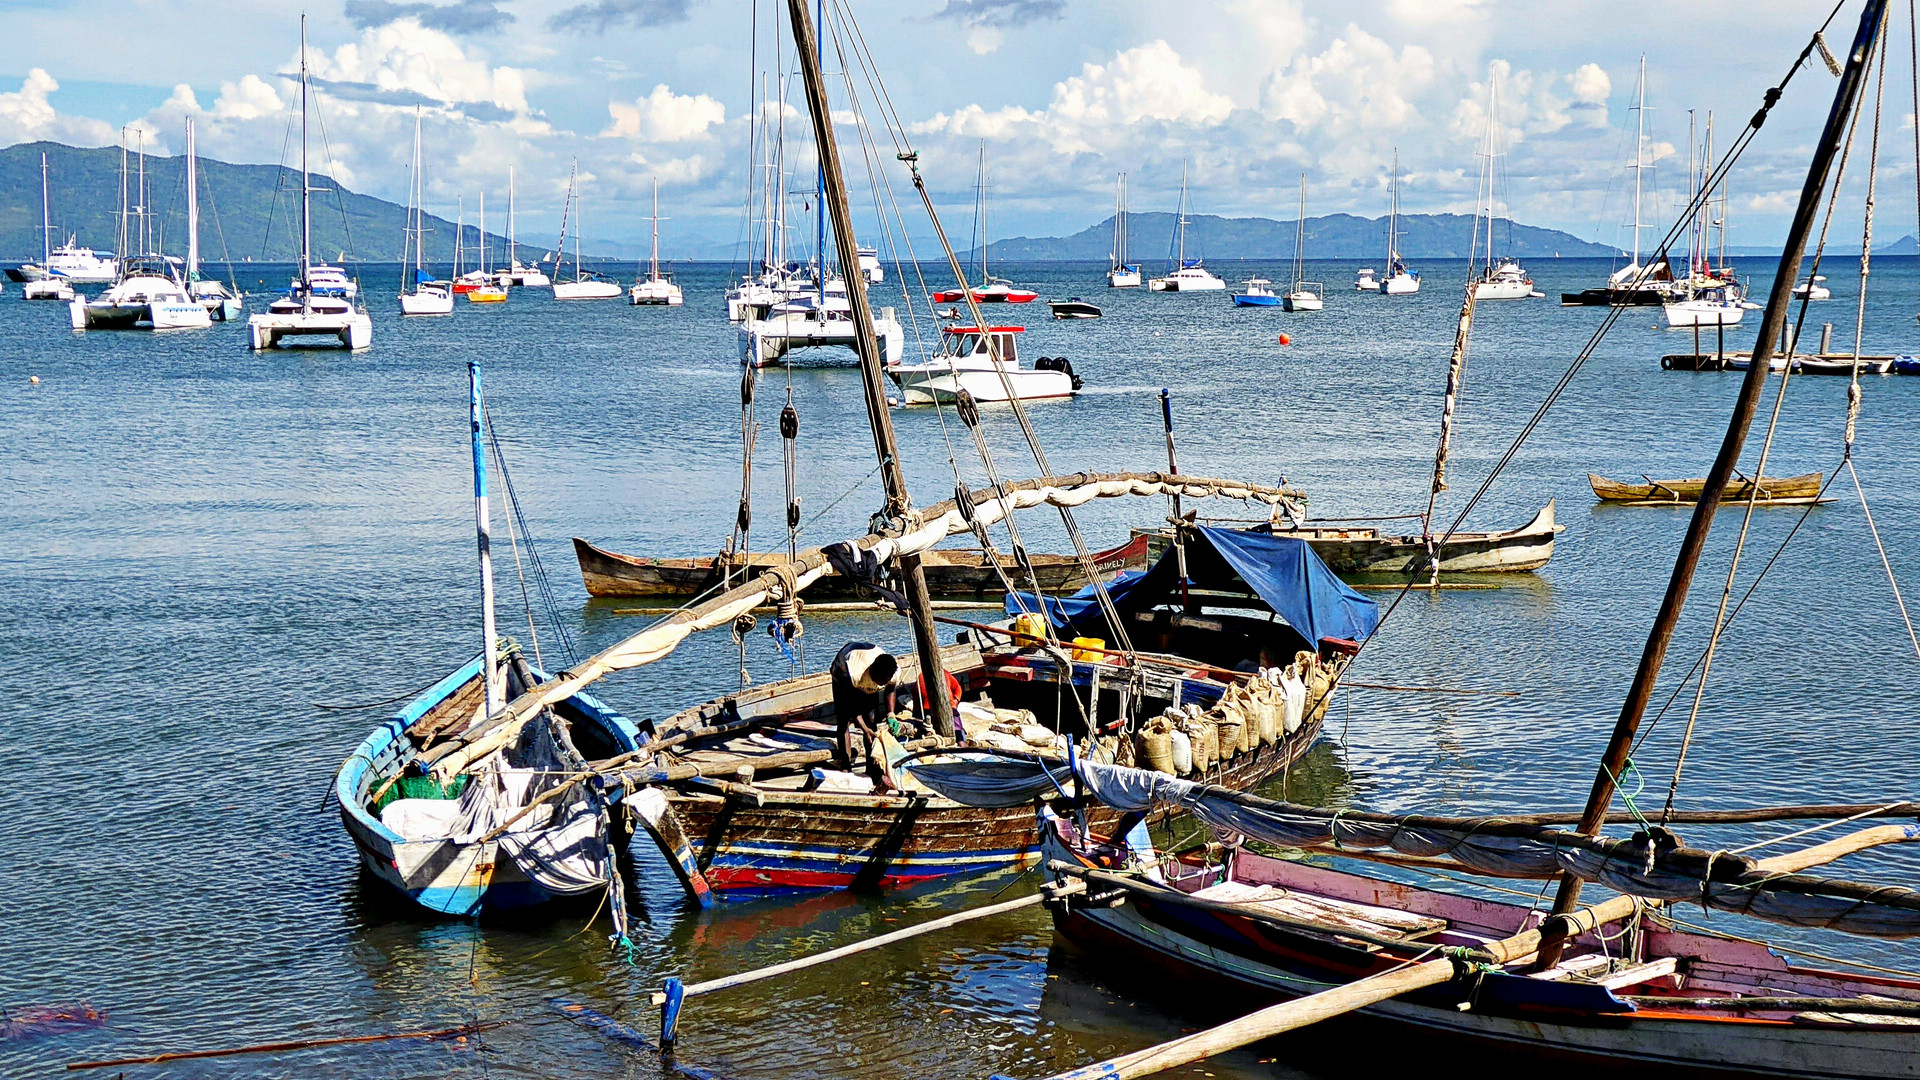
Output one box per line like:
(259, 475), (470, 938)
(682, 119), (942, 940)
(3, 256), (1918, 1078)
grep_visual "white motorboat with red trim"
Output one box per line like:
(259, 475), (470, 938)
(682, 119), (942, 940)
(888, 325), (1078, 404)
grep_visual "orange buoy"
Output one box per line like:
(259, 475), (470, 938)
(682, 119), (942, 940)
(1277, 334), (1291, 346)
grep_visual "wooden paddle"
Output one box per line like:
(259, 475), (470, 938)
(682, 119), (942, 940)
(1037, 823), (1918, 1080)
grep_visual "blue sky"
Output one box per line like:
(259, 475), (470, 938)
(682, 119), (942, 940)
(0, 0), (1902, 256)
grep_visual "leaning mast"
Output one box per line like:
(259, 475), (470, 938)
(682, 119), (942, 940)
(784, 0), (955, 735)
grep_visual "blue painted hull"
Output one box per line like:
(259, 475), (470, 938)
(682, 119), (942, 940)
(1232, 294), (1281, 306)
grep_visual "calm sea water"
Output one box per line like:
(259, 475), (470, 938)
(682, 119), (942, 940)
(3, 256), (1918, 1078)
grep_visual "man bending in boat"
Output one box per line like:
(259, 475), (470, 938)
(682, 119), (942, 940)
(829, 642), (906, 791)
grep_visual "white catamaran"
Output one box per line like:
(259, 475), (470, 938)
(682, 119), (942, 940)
(628, 178), (683, 306)
(1148, 161), (1225, 292)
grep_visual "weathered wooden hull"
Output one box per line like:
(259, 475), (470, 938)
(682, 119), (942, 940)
(1045, 825), (1920, 1079)
(1148, 502), (1564, 575)
(335, 656), (646, 917)
(573, 534), (1148, 601)
(1589, 472), (1825, 506)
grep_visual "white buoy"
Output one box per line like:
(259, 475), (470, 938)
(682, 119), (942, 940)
(29, 376), (40, 384)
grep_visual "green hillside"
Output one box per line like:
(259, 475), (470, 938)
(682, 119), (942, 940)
(0, 140), (518, 265)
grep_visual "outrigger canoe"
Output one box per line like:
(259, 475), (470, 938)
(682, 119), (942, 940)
(1144, 502), (1565, 576)
(573, 534), (1149, 602)
(1590, 472), (1825, 506)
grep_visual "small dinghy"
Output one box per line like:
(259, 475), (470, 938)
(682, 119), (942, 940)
(1047, 297), (1102, 319)
(1231, 278), (1281, 307)
(1590, 472), (1826, 505)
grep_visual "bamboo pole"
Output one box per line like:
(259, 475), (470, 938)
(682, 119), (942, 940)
(66, 1022), (505, 1071)
(653, 892), (1042, 1004)
(1038, 824), (1914, 1080)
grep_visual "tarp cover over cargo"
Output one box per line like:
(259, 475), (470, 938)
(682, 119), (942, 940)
(1006, 526), (1380, 655)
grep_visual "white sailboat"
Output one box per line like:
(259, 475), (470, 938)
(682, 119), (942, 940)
(1468, 74), (1536, 301)
(629, 178), (684, 306)
(1283, 174), (1323, 311)
(398, 110), (453, 316)
(69, 129), (211, 331)
(247, 16), (372, 350)
(1564, 58), (1679, 306)
(23, 154), (73, 301)
(497, 167), (550, 287)
(1148, 161), (1225, 292)
(1664, 111), (1750, 329)
(1374, 149), (1420, 294)
(551, 162), (622, 300)
(183, 118), (244, 320)
(1106, 172), (1140, 287)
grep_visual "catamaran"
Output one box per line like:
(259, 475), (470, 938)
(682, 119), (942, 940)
(1148, 161), (1225, 291)
(1564, 57), (1682, 306)
(628, 178), (684, 306)
(247, 16), (371, 350)
(22, 154), (73, 301)
(495, 167), (550, 288)
(69, 129), (211, 331)
(1107, 172), (1140, 287)
(398, 109), (453, 316)
(181, 119), (244, 320)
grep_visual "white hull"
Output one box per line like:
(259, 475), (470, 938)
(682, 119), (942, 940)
(1148, 274), (1226, 292)
(629, 280), (684, 306)
(249, 310), (373, 349)
(69, 297), (212, 330)
(24, 279), (73, 301)
(1107, 269), (1141, 288)
(1793, 285), (1832, 300)
(1381, 271), (1420, 294)
(1664, 300), (1745, 328)
(552, 280), (622, 300)
(400, 289), (455, 315)
(1472, 279), (1534, 300)
(740, 308), (904, 367)
(1282, 292), (1322, 311)
(890, 364), (1074, 404)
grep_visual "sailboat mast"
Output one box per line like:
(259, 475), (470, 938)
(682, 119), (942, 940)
(470, 361), (501, 718)
(1113, 173), (1123, 269)
(40, 152), (51, 266)
(300, 14), (311, 282)
(1630, 55), (1646, 268)
(454, 197), (464, 278)
(1387, 149), (1398, 269)
(508, 165), (516, 270)
(785, 0), (954, 737)
(479, 192), (486, 276)
(413, 109), (424, 277)
(138, 132), (148, 257)
(186, 118), (199, 277)
(978, 142), (988, 283)
(814, 0), (826, 306)
(651, 177), (661, 280)
(1177, 160), (1188, 266)
(117, 135), (127, 264)
(1294, 173), (1306, 287)
(1535, 0), (1887, 969)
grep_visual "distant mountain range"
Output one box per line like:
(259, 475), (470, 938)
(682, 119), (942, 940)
(975, 212), (1617, 262)
(0, 140), (577, 265)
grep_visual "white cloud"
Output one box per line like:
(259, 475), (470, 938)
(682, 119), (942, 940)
(966, 27), (1005, 55)
(213, 75), (287, 121)
(308, 18), (529, 114)
(604, 83), (725, 141)
(1567, 63), (1610, 106)
(1259, 26), (1436, 134)
(0, 69), (116, 148)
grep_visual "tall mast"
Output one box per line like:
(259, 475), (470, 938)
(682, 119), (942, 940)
(784, 0), (954, 736)
(1113, 173), (1123, 270)
(1482, 75), (1497, 279)
(1686, 109), (1701, 277)
(814, 0), (825, 305)
(479, 192), (486, 275)
(412, 108), (425, 277)
(117, 134), (127, 264)
(1177, 160), (1188, 266)
(1294, 173), (1306, 288)
(508, 166), (516, 269)
(185, 118), (200, 276)
(1536, 0), (1887, 969)
(454, 196), (464, 278)
(1387, 149), (1398, 269)
(137, 131), (148, 257)
(651, 177), (661, 280)
(471, 361), (501, 719)
(40, 152), (51, 266)
(1630, 55), (1647, 267)
(977, 142), (988, 282)
(1709, 112), (1724, 271)
(300, 14), (311, 283)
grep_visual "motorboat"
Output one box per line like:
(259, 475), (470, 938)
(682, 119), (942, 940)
(1353, 268), (1380, 291)
(495, 167), (551, 288)
(1107, 173), (1140, 287)
(398, 110), (453, 316)
(467, 285), (509, 304)
(628, 178), (684, 306)
(1149, 261), (1226, 292)
(738, 293), (904, 367)
(1793, 275), (1831, 300)
(1047, 297), (1102, 319)
(856, 245), (883, 283)
(1231, 278), (1281, 306)
(888, 325), (1078, 404)
(70, 255), (212, 330)
(44, 241), (117, 284)
(247, 18), (371, 351)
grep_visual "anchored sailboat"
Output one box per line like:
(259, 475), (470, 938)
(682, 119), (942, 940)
(22, 154), (73, 301)
(1106, 172), (1140, 288)
(628, 178), (684, 306)
(399, 109), (453, 316)
(1283, 174), (1323, 311)
(1468, 73), (1537, 301)
(1365, 150), (1420, 294)
(247, 16), (371, 349)
(1564, 56), (1680, 306)
(69, 129), (212, 331)
(1148, 161), (1225, 291)
(551, 162), (622, 300)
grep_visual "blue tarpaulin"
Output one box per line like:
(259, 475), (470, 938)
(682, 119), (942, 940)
(1006, 526), (1379, 647)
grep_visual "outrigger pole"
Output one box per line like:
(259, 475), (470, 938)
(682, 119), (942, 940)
(1535, 0), (1888, 969)
(785, 0), (956, 737)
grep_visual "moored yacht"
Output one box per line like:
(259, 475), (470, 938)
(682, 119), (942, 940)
(1374, 150), (1420, 295)
(550, 162), (622, 300)
(397, 110), (453, 316)
(1107, 172), (1141, 287)
(1148, 161), (1225, 291)
(182, 118), (244, 321)
(628, 178), (684, 306)
(22, 154), (75, 300)
(1466, 74), (1537, 301)
(888, 324), (1078, 404)
(70, 255), (212, 330)
(247, 17), (372, 350)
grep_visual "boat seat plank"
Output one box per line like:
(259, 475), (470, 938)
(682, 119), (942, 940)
(1193, 880), (1449, 941)
(1596, 956), (1681, 990)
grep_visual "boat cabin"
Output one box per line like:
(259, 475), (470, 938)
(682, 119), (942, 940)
(940, 325), (1023, 363)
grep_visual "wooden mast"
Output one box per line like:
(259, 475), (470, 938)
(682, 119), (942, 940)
(1535, 0), (1888, 969)
(784, 0), (955, 736)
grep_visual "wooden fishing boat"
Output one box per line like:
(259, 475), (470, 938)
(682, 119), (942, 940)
(573, 534), (1149, 601)
(1590, 472), (1824, 506)
(334, 647), (647, 915)
(1039, 806), (1920, 1079)
(1143, 502), (1564, 576)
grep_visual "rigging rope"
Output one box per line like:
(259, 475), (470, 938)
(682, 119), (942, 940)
(483, 403), (580, 667)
